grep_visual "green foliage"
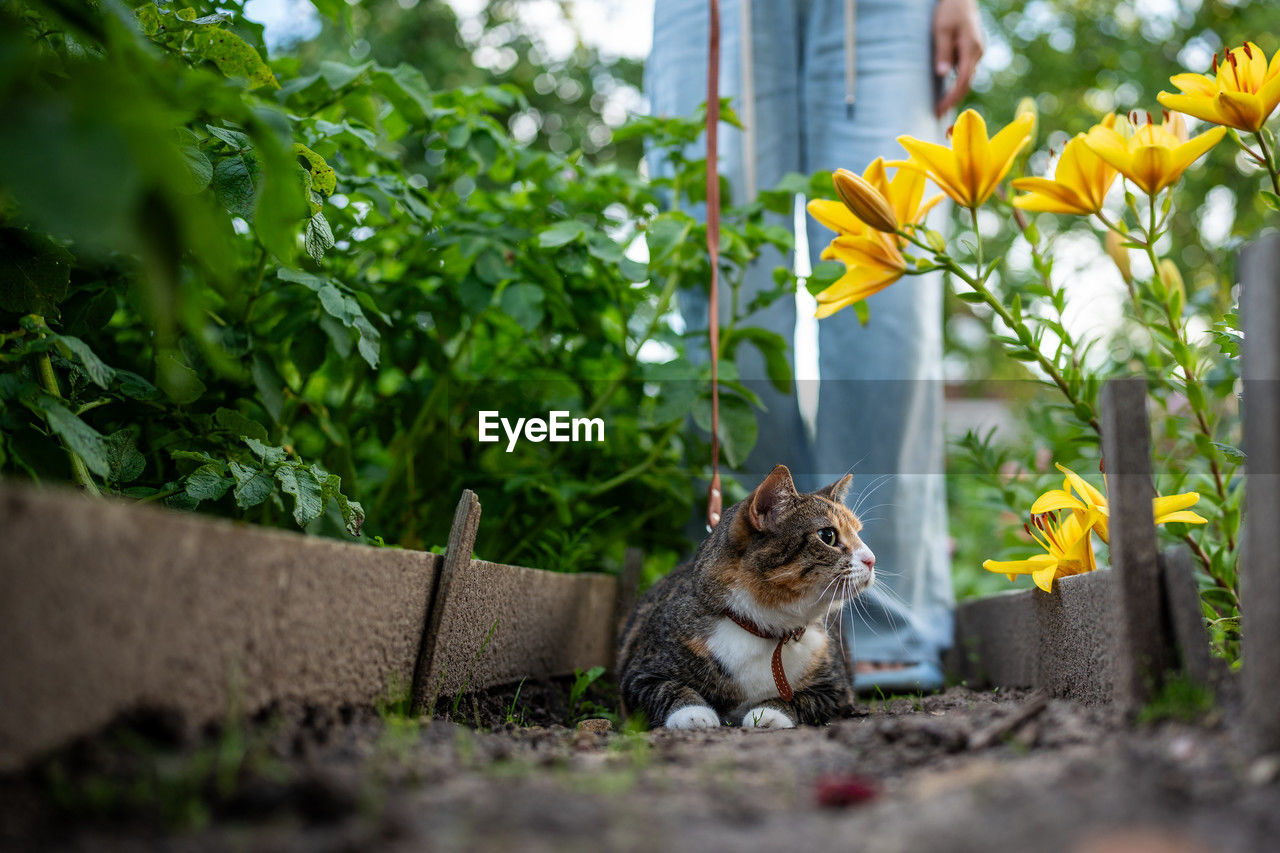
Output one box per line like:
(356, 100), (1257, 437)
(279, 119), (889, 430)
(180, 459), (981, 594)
(0, 1), (796, 575)
(1137, 675), (1216, 725)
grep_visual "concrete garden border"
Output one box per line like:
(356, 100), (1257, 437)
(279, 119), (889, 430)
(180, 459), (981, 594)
(0, 485), (619, 771)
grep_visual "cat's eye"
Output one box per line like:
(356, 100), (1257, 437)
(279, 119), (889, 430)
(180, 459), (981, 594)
(817, 527), (839, 547)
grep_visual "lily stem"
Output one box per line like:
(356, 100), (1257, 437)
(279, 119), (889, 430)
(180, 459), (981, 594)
(1140, 197), (1233, 557)
(949, 209), (1102, 436)
(1253, 131), (1280, 195)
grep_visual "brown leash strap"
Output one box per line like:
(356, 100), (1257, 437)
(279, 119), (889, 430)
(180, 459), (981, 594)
(706, 0), (723, 530)
(723, 610), (806, 703)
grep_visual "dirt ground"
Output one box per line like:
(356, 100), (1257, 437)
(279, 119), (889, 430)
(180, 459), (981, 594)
(3, 682), (1279, 853)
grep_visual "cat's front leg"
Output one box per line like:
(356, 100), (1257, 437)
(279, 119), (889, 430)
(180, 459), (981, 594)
(623, 672), (722, 730)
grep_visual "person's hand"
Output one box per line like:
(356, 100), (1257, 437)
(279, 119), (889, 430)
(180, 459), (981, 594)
(932, 0), (985, 118)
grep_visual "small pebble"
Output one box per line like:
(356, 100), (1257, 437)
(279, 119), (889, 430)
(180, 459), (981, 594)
(1246, 753), (1280, 786)
(576, 718), (613, 735)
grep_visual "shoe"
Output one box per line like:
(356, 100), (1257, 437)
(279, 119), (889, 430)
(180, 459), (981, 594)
(852, 660), (944, 696)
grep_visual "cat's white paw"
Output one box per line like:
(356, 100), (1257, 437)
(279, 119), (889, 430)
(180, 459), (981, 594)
(742, 706), (795, 729)
(665, 705), (720, 730)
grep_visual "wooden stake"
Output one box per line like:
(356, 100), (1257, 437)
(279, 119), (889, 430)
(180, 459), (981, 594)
(1240, 234), (1280, 754)
(1101, 378), (1166, 713)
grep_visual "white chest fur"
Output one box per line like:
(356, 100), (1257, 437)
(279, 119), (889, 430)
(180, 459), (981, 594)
(706, 618), (829, 704)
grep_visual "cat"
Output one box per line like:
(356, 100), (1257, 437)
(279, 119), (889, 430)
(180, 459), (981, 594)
(617, 464), (875, 730)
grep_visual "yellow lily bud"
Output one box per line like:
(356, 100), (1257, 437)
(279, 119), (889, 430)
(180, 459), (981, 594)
(833, 168), (898, 234)
(1016, 97), (1039, 148)
(1105, 230), (1132, 283)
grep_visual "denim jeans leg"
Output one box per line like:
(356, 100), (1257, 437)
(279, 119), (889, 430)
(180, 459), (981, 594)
(801, 0), (955, 664)
(648, 0), (813, 487)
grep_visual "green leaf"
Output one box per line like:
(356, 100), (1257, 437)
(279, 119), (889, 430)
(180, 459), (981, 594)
(31, 394), (109, 478)
(693, 392), (757, 468)
(619, 257), (648, 282)
(276, 463), (324, 526)
(0, 227), (72, 315)
(353, 315), (380, 368)
(179, 146), (213, 193)
(156, 351), (206, 404)
(212, 155), (260, 218)
(537, 221), (587, 248)
(499, 283), (545, 331)
(229, 460), (274, 509)
(185, 462), (232, 501)
(214, 407), (269, 442)
(1212, 442), (1246, 464)
(320, 470), (365, 535)
(251, 354), (285, 423)
(305, 212), (335, 261)
(103, 430), (145, 484)
(245, 437), (287, 465)
(1261, 191), (1280, 212)
(292, 144), (336, 197)
(205, 125), (251, 150)
(191, 28), (279, 90)
(645, 213), (689, 261)
(50, 332), (114, 389)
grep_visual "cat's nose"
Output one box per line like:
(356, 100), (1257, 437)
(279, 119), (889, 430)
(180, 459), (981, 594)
(856, 548), (875, 570)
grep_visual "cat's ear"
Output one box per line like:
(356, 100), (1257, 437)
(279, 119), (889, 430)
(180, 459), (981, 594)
(814, 474), (854, 504)
(748, 464), (798, 531)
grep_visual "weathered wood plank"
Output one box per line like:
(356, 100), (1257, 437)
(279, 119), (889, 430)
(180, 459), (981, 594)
(1158, 546), (1214, 689)
(1101, 378), (1166, 713)
(1239, 234), (1280, 753)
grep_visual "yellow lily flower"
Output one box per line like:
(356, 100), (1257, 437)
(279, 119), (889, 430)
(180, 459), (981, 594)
(1029, 462), (1207, 545)
(813, 232), (907, 319)
(1158, 42), (1280, 133)
(1011, 120), (1119, 216)
(982, 508), (1098, 593)
(1082, 112), (1226, 196)
(806, 158), (942, 318)
(897, 109), (1035, 210)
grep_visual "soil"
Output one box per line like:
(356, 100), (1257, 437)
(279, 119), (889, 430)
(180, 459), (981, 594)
(2, 681), (1278, 852)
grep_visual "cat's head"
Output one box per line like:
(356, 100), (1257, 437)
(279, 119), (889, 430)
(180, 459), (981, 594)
(714, 464), (875, 626)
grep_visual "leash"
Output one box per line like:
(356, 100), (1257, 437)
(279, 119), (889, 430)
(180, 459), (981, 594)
(722, 609), (807, 702)
(706, 0), (723, 530)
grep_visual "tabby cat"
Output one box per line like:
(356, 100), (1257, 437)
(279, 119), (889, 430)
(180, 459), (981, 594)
(618, 464), (875, 729)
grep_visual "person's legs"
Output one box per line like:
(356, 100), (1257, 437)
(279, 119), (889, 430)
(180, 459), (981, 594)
(801, 0), (954, 687)
(648, 0), (813, 487)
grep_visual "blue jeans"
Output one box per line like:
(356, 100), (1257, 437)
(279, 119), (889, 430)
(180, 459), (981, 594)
(648, 0), (954, 666)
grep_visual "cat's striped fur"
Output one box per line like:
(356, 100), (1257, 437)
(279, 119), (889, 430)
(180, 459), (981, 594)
(618, 465), (875, 729)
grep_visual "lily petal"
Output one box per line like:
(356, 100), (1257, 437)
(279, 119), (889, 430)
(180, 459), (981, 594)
(1169, 72), (1218, 97)
(897, 136), (967, 205)
(1170, 126), (1228, 177)
(807, 198), (865, 236)
(1029, 489), (1085, 515)
(1216, 89), (1265, 132)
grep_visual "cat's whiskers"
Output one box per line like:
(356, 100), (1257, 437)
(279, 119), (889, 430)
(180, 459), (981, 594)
(850, 474), (895, 518)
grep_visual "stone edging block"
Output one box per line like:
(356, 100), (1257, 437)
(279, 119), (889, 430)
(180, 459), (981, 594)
(416, 558), (618, 707)
(0, 485), (439, 771)
(950, 570), (1115, 705)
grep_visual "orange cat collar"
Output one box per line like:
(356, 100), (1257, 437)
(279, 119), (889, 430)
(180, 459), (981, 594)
(722, 610), (806, 703)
